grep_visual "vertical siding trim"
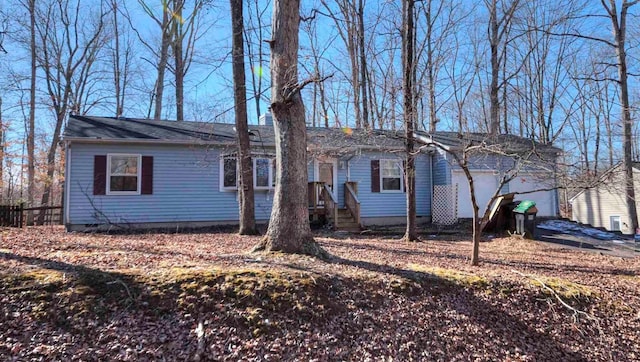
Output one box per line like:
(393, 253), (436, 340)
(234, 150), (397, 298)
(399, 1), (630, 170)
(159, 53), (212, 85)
(141, 156), (154, 194)
(93, 155), (106, 195)
(371, 160), (380, 192)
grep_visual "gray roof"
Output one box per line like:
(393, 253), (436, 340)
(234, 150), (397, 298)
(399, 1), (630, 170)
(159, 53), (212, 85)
(418, 131), (562, 155)
(64, 115), (561, 155)
(63, 115), (406, 151)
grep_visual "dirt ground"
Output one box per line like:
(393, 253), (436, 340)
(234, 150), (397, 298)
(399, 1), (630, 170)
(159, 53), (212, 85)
(0, 226), (639, 361)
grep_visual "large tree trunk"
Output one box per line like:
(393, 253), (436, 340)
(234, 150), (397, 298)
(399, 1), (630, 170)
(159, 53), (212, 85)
(403, 0), (418, 241)
(255, 0), (324, 257)
(488, 0), (500, 135)
(607, 0), (639, 234)
(230, 0), (257, 235)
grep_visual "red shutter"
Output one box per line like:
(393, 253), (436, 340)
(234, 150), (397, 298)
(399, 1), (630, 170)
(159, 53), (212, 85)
(371, 160), (380, 193)
(141, 156), (153, 195)
(93, 155), (106, 195)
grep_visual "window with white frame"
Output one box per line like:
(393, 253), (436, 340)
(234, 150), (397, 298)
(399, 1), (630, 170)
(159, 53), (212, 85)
(380, 159), (403, 192)
(221, 156), (275, 190)
(222, 157), (238, 189)
(254, 158), (272, 189)
(108, 154), (141, 194)
(610, 216), (621, 231)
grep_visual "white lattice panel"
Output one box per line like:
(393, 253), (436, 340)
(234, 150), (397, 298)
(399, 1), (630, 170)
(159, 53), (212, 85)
(433, 184), (458, 225)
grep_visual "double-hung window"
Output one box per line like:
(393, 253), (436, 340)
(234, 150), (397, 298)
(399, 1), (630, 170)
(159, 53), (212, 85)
(221, 156), (275, 190)
(222, 157), (238, 190)
(107, 154), (141, 194)
(254, 158), (272, 189)
(380, 159), (403, 192)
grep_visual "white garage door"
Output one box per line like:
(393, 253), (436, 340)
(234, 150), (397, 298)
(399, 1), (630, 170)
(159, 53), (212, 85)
(509, 174), (555, 216)
(452, 171), (499, 218)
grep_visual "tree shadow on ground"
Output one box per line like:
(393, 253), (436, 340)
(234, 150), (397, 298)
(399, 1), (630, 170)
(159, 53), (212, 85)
(327, 255), (587, 360)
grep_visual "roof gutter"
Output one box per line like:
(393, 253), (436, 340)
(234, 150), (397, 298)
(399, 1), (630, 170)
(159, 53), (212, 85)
(61, 136), (276, 147)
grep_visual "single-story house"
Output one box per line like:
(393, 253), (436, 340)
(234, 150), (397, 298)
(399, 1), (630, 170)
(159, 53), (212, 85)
(62, 115), (560, 231)
(416, 132), (561, 220)
(570, 162), (640, 234)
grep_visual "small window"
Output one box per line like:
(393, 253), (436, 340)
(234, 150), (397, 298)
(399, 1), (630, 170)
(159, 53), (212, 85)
(254, 158), (271, 189)
(107, 154), (141, 194)
(610, 216), (621, 231)
(380, 159), (403, 192)
(223, 157), (237, 189)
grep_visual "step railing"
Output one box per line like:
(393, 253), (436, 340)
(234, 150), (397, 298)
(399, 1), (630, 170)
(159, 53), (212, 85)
(321, 184), (339, 229)
(344, 181), (361, 228)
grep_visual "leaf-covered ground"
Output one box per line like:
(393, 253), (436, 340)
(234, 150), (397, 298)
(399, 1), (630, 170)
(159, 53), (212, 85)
(0, 226), (638, 361)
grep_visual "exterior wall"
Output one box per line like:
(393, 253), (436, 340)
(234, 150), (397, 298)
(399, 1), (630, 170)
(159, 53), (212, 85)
(67, 143), (275, 227)
(346, 151), (431, 219)
(571, 169), (640, 234)
(433, 150), (450, 186)
(508, 172), (556, 216)
(66, 142), (433, 228)
(447, 153), (558, 218)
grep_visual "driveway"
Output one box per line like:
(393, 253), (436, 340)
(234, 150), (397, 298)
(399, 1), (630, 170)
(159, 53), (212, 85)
(536, 220), (640, 258)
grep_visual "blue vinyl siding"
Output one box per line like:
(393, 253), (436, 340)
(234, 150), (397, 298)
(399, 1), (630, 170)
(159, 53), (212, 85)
(67, 143), (434, 226)
(346, 152), (431, 218)
(68, 143), (275, 225)
(433, 150), (450, 186)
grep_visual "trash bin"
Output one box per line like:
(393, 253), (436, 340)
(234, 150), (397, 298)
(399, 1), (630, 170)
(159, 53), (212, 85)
(513, 200), (538, 239)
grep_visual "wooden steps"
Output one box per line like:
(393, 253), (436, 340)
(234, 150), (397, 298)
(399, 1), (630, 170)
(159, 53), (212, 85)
(332, 208), (362, 232)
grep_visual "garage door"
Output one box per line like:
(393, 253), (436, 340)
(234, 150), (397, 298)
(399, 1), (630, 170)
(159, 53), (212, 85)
(509, 174), (555, 216)
(452, 171), (499, 218)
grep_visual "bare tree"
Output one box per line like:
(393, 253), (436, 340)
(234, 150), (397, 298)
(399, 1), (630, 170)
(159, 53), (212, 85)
(254, 0), (325, 256)
(403, 0), (418, 241)
(230, 0), (257, 235)
(170, 0), (204, 121)
(485, 0), (520, 135)
(35, 0), (107, 220)
(109, 0), (133, 117)
(244, 0), (270, 121)
(27, 0), (36, 217)
(602, 0), (639, 234)
(137, 0), (173, 120)
(418, 133), (558, 265)
(321, 0), (369, 128)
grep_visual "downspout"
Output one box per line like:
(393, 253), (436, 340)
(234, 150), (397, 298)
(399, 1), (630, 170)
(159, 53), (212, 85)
(64, 140), (71, 229)
(430, 151), (434, 221)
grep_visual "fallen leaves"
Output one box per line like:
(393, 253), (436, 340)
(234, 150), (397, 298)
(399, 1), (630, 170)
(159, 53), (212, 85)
(0, 226), (638, 361)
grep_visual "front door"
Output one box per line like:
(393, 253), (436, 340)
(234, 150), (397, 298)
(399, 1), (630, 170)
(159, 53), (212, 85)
(315, 157), (338, 206)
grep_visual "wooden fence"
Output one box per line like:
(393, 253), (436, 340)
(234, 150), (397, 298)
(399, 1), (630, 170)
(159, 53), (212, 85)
(0, 204), (63, 228)
(0, 203), (24, 227)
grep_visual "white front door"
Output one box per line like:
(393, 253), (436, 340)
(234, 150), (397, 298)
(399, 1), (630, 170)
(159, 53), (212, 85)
(314, 157), (338, 204)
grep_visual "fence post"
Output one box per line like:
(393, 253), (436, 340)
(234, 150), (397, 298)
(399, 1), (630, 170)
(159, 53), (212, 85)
(19, 202), (24, 228)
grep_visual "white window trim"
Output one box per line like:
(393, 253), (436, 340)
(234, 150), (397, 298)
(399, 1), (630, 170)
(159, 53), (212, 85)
(220, 156), (276, 192)
(380, 159), (404, 193)
(106, 154), (141, 195)
(254, 158), (275, 190)
(220, 156), (238, 191)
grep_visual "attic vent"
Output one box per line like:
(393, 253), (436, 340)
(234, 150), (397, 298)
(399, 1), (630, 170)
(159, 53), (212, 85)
(259, 113), (273, 126)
